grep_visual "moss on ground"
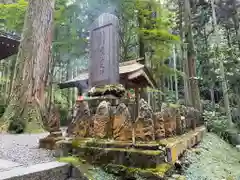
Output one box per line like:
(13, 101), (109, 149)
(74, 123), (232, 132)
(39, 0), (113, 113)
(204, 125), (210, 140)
(104, 163), (173, 179)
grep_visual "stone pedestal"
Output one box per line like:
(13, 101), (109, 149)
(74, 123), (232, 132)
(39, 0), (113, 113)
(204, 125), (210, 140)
(39, 131), (64, 150)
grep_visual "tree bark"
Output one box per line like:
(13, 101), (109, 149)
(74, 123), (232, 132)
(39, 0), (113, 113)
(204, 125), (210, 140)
(178, 0), (190, 106)
(173, 45), (179, 102)
(211, 0), (232, 126)
(0, 0), (55, 133)
(66, 58), (73, 114)
(184, 0), (201, 110)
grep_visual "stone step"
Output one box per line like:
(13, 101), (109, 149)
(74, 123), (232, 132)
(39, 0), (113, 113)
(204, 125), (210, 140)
(0, 161), (70, 180)
(0, 159), (22, 172)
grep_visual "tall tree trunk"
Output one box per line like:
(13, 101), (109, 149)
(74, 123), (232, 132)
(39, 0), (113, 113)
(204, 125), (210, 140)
(232, 0), (240, 50)
(3, 60), (11, 104)
(173, 45), (179, 102)
(210, 84), (215, 110)
(0, 61), (4, 94)
(0, 0), (55, 133)
(138, 9), (145, 59)
(66, 58), (73, 114)
(211, 0), (232, 125)
(184, 0), (201, 110)
(8, 55), (17, 99)
(179, 0), (190, 105)
(183, 43), (191, 105)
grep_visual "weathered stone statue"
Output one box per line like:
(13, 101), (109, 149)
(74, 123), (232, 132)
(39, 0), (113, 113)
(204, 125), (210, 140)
(175, 108), (182, 135)
(45, 104), (61, 132)
(67, 101), (92, 137)
(93, 101), (111, 138)
(185, 107), (199, 129)
(161, 103), (177, 137)
(39, 104), (63, 150)
(180, 105), (187, 132)
(113, 103), (132, 141)
(135, 99), (155, 141)
(154, 112), (165, 140)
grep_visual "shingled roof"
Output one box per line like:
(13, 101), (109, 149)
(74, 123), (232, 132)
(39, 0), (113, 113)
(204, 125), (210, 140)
(0, 31), (20, 60)
(58, 59), (157, 89)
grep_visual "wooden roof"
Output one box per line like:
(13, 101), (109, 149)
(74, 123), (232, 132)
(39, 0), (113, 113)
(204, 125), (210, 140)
(0, 31), (20, 60)
(58, 59), (157, 89)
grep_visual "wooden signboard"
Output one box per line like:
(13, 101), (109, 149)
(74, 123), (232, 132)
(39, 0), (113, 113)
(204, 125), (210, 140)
(89, 13), (120, 87)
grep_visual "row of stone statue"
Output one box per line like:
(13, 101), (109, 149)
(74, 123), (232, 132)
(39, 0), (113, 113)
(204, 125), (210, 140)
(67, 99), (202, 142)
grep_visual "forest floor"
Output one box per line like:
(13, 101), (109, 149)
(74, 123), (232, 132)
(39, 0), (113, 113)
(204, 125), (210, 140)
(180, 133), (240, 180)
(0, 131), (240, 179)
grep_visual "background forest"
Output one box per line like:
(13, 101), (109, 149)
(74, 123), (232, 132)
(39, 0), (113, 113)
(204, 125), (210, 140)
(0, 0), (240, 143)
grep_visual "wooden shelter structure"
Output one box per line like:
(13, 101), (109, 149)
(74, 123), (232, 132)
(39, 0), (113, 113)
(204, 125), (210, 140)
(59, 58), (158, 134)
(0, 31), (20, 60)
(58, 59), (157, 90)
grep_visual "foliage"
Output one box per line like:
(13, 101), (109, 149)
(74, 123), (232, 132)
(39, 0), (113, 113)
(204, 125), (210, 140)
(2, 0), (240, 142)
(203, 110), (240, 144)
(136, 0), (179, 77)
(0, 104), (6, 117)
(0, 0), (27, 32)
(8, 117), (25, 133)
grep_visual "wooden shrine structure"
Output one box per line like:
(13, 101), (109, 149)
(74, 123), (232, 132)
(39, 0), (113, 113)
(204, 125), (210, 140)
(58, 58), (158, 117)
(0, 31), (20, 60)
(58, 58), (157, 90)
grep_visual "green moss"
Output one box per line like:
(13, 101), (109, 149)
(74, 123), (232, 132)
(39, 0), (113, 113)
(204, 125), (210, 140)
(169, 103), (181, 109)
(58, 156), (81, 166)
(71, 138), (94, 148)
(82, 146), (162, 156)
(126, 163), (172, 177)
(58, 156), (87, 165)
(104, 163), (172, 178)
(72, 139), (81, 148)
(147, 163), (172, 176)
(58, 156), (95, 179)
(226, 176), (235, 180)
(72, 138), (160, 149)
(25, 121), (46, 133)
(71, 138), (162, 155)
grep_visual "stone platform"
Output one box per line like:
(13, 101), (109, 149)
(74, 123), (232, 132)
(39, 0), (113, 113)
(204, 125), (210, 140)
(56, 126), (206, 169)
(163, 126), (206, 162)
(39, 131), (64, 150)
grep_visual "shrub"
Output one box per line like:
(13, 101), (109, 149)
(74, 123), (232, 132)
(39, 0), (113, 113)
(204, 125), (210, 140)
(203, 110), (240, 145)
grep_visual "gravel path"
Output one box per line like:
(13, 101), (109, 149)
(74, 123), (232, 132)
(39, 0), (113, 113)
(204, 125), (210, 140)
(182, 133), (240, 180)
(0, 132), (56, 166)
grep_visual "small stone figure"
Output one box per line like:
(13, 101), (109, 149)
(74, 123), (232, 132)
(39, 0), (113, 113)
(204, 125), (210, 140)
(135, 99), (155, 141)
(113, 103), (132, 141)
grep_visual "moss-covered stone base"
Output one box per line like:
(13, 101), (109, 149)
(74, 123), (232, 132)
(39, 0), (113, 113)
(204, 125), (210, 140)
(77, 146), (165, 168)
(58, 156), (173, 180)
(56, 138), (165, 168)
(55, 126), (206, 179)
(39, 131), (64, 150)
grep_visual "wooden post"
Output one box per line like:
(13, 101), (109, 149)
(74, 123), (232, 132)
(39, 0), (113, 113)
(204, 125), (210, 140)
(132, 88), (140, 145)
(135, 87), (140, 117)
(148, 90), (151, 105)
